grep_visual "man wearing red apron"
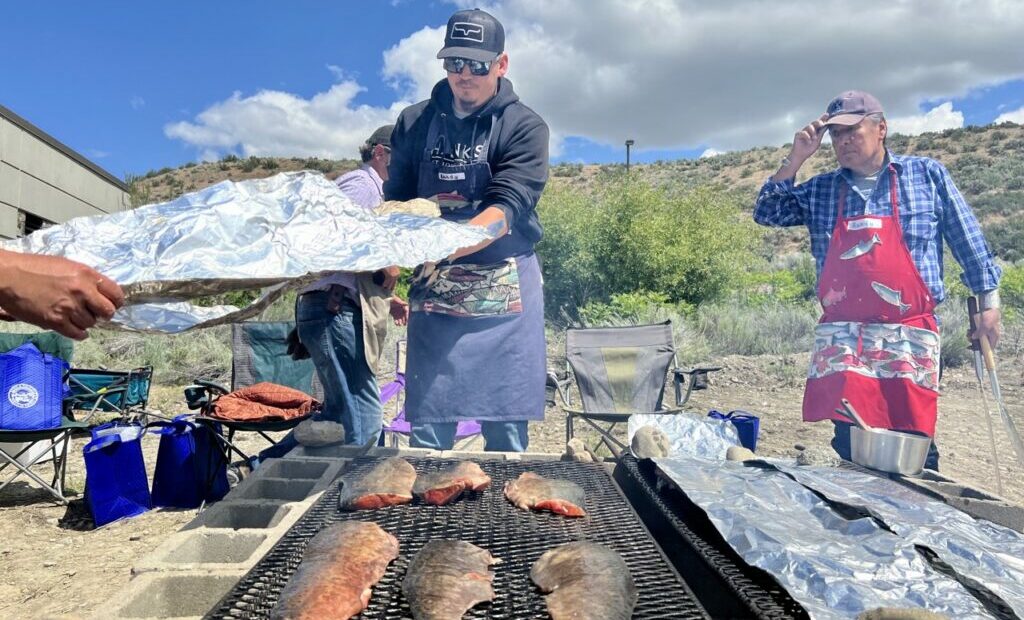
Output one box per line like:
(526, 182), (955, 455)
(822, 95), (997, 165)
(755, 91), (1003, 469)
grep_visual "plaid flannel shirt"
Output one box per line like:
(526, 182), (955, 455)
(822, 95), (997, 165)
(754, 153), (1001, 303)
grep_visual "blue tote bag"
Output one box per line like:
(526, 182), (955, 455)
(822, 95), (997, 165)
(83, 423), (151, 526)
(0, 343), (68, 430)
(708, 409), (761, 452)
(149, 415), (228, 508)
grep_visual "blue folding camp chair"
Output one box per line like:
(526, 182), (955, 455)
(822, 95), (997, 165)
(65, 366), (154, 425)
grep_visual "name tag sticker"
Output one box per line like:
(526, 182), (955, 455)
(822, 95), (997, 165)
(847, 218), (883, 231)
(439, 171), (466, 181)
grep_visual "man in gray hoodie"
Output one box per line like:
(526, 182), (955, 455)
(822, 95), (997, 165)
(385, 8), (550, 451)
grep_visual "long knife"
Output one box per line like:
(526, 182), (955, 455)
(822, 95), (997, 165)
(969, 296), (1024, 469)
(968, 296), (1003, 495)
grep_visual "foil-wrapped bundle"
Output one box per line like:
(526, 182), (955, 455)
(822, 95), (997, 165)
(1, 172), (490, 333)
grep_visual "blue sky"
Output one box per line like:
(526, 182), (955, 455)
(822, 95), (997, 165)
(4, 1), (1023, 181)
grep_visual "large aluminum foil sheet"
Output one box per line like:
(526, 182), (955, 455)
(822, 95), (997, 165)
(654, 457), (992, 619)
(0, 172), (490, 332)
(776, 464), (1024, 617)
(627, 412), (739, 459)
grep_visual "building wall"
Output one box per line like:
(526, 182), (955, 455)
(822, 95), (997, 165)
(0, 111), (130, 239)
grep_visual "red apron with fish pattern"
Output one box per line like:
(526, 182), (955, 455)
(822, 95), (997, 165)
(802, 165), (940, 436)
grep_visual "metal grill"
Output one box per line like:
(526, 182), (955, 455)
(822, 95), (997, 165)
(206, 457), (709, 619)
(613, 456), (809, 620)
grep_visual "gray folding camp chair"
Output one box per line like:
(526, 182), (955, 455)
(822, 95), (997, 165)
(559, 321), (721, 457)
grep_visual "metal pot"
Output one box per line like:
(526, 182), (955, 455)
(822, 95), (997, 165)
(850, 426), (932, 476)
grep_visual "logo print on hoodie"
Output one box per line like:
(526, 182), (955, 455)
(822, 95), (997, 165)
(431, 142), (485, 165)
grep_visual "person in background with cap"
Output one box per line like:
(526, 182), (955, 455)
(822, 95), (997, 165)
(754, 91), (1002, 470)
(282, 125), (407, 450)
(384, 8), (550, 451)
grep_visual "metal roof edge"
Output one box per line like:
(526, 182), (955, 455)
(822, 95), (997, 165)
(0, 103), (130, 193)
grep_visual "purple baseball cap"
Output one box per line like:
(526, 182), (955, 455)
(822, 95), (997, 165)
(824, 91), (885, 126)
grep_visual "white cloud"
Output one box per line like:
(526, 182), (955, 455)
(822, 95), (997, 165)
(887, 102), (964, 136)
(700, 148), (723, 158)
(130, 96), (145, 110)
(994, 105), (1024, 125)
(166, 1), (1024, 159)
(165, 82), (408, 159)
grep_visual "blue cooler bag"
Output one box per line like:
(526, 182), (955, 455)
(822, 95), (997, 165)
(0, 343), (68, 430)
(708, 409), (761, 452)
(150, 415), (228, 508)
(83, 423), (151, 526)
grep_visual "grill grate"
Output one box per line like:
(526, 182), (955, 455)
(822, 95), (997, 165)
(206, 457), (709, 619)
(613, 456), (809, 620)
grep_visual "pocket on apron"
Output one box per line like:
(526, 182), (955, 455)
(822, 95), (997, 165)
(410, 258), (523, 318)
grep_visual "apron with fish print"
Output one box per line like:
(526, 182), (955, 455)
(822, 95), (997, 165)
(404, 110), (546, 423)
(802, 164), (940, 436)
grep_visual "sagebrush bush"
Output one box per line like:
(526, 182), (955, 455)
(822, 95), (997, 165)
(692, 300), (819, 357)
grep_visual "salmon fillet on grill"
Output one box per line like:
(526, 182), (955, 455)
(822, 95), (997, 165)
(504, 472), (587, 517)
(338, 457), (416, 510)
(413, 461), (492, 505)
(402, 539), (499, 619)
(530, 541), (637, 620)
(270, 521), (399, 620)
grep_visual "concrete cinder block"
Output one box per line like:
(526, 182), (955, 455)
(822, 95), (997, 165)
(438, 449), (506, 460)
(258, 458), (330, 480)
(98, 571), (240, 619)
(232, 457), (343, 501)
(233, 477), (317, 502)
(518, 451), (564, 462)
(182, 500), (292, 531)
(133, 530), (273, 575)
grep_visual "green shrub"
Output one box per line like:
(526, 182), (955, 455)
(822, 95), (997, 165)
(1001, 264), (1024, 316)
(241, 156), (260, 172)
(303, 158), (335, 174)
(578, 291), (691, 325)
(983, 217), (1024, 262)
(538, 177), (761, 319)
(552, 163), (583, 178)
(221, 154), (239, 163)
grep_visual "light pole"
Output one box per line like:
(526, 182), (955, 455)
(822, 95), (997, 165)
(625, 139), (634, 173)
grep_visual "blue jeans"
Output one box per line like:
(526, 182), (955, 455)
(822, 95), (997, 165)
(831, 421), (940, 471)
(295, 290), (382, 446)
(410, 421), (529, 452)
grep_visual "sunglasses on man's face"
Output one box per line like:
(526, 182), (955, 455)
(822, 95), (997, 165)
(443, 57), (492, 76)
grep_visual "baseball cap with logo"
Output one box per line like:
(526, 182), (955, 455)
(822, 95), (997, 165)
(436, 8), (505, 63)
(366, 124), (394, 148)
(824, 91), (885, 126)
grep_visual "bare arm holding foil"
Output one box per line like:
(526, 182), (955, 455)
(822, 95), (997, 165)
(0, 249), (125, 340)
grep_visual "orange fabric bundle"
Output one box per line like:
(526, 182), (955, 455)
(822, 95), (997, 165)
(210, 382), (320, 422)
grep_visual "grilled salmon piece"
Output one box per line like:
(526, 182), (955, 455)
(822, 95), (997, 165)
(338, 457), (416, 510)
(531, 542), (637, 620)
(504, 472), (586, 517)
(271, 521), (399, 620)
(413, 461), (492, 505)
(402, 540), (499, 620)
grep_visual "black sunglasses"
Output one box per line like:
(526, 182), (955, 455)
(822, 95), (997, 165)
(443, 57), (493, 76)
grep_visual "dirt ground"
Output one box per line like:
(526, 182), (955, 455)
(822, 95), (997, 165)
(1, 355), (1021, 619)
